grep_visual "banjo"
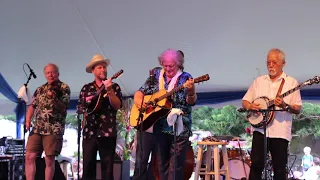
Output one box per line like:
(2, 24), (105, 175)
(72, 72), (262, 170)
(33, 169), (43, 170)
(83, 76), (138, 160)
(248, 76), (320, 128)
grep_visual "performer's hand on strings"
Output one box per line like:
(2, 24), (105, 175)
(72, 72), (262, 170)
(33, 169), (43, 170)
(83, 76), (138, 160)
(46, 89), (56, 99)
(135, 102), (151, 110)
(249, 103), (261, 111)
(248, 103), (261, 115)
(102, 78), (112, 90)
(184, 78), (195, 91)
(274, 96), (286, 109)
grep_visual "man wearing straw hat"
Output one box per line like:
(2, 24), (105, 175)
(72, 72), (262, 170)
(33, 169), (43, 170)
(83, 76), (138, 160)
(77, 54), (122, 180)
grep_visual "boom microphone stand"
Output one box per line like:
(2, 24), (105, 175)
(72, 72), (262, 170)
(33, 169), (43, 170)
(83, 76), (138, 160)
(76, 95), (86, 180)
(21, 65), (34, 180)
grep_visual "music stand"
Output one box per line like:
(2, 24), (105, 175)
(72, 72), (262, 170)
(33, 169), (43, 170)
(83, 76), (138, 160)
(244, 108), (287, 180)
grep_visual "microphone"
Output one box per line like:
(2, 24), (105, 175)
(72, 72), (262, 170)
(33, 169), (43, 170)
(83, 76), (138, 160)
(26, 64), (37, 79)
(149, 69), (155, 86)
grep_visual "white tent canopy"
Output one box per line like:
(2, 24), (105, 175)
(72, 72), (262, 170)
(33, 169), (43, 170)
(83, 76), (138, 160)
(1, 0), (320, 100)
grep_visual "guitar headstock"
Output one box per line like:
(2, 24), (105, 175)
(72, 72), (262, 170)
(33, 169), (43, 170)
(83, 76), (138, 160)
(304, 76), (320, 86)
(194, 74), (210, 83)
(111, 69), (124, 80)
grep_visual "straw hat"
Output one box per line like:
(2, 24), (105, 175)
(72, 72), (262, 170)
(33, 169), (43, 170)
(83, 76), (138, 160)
(86, 54), (110, 73)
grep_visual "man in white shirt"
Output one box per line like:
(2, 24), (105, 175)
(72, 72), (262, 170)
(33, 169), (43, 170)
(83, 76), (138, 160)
(242, 48), (302, 180)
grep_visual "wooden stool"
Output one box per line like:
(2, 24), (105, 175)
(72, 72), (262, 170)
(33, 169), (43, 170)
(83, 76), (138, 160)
(194, 141), (230, 180)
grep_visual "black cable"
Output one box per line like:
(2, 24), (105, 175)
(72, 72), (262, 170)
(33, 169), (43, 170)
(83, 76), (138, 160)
(22, 63), (28, 78)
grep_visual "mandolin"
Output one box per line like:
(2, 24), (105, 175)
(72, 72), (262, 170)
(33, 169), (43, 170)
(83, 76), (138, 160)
(86, 69), (123, 115)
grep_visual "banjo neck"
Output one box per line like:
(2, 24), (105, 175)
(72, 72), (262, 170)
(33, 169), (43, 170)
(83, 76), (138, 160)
(267, 83), (305, 107)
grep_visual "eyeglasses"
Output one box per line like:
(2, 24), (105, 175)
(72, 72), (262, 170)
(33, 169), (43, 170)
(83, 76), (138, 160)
(266, 61), (281, 66)
(163, 64), (177, 69)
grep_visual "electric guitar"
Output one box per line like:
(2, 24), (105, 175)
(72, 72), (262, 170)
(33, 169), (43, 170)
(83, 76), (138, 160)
(129, 74), (210, 130)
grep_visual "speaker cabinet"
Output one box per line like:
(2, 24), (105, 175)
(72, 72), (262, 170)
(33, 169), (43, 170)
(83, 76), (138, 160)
(12, 155), (24, 180)
(0, 159), (11, 180)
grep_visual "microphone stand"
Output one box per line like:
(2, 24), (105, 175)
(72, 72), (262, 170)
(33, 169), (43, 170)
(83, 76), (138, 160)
(76, 113), (82, 180)
(137, 97), (144, 177)
(243, 108), (287, 180)
(137, 75), (155, 178)
(21, 70), (33, 180)
(173, 115), (179, 180)
(76, 95), (86, 180)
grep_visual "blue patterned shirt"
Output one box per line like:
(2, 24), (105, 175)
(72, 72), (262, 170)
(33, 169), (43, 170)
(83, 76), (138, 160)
(139, 67), (195, 136)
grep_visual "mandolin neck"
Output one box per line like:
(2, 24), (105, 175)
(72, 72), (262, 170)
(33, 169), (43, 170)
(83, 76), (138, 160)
(94, 76), (117, 97)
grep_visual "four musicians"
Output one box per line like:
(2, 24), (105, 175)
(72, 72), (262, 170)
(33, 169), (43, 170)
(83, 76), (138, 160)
(23, 48), (304, 180)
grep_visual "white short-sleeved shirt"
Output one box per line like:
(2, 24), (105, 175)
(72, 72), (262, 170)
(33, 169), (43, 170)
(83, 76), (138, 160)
(242, 72), (302, 141)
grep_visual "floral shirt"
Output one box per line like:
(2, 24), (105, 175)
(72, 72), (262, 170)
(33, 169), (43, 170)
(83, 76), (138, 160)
(31, 80), (70, 135)
(77, 82), (122, 139)
(139, 67), (195, 137)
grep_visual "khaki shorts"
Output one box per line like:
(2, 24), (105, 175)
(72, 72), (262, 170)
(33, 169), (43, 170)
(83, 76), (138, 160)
(26, 133), (63, 156)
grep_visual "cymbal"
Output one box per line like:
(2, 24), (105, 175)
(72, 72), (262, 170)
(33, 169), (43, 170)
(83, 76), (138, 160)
(212, 135), (246, 141)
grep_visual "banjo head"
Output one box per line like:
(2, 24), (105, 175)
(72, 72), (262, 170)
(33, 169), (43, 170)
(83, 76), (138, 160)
(248, 97), (274, 128)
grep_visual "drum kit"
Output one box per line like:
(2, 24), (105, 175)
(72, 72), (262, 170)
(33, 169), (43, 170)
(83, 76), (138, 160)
(200, 135), (251, 180)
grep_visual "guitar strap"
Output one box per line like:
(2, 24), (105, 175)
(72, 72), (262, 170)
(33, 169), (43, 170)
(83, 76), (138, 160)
(276, 78), (285, 98)
(169, 74), (182, 98)
(93, 81), (102, 91)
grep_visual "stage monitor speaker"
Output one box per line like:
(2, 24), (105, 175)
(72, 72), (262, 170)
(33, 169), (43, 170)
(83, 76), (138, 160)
(0, 159), (11, 180)
(12, 155), (25, 180)
(34, 157), (66, 180)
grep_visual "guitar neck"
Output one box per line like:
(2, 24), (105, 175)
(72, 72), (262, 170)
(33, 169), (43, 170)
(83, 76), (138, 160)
(152, 74), (209, 102)
(156, 85), (185, 102)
